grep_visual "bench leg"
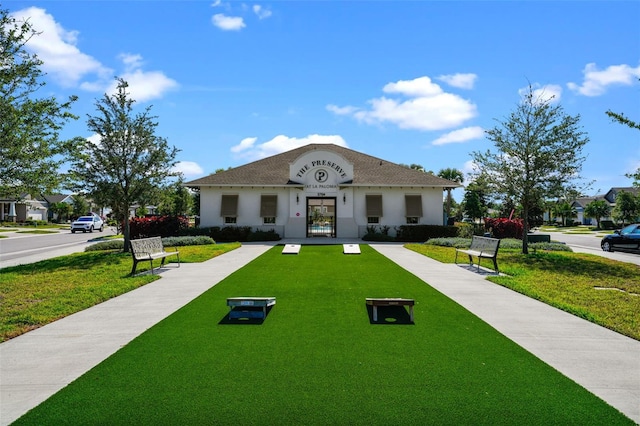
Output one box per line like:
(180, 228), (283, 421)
(130, 260), (139, 276)
(493, 258), (499, 274)
(409, 305), (414, 322)
(372, 306), (378, 322)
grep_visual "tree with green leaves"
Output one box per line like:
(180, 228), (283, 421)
(0, 7), (78, 198)
(49, 202), (71, 223)
(437, 167), (464, 224)
(462, 181), (487, 223)
(553, 202), (576, 227)
(584, 199), (611, 229)
(71, 195), (89, 219)
(70, 78), (180, 252)
(471, 85), (589, 254)
(157, 179), (193, 216)
(612, 191), (638, 226)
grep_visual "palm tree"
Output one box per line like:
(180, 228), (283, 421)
(553, 202), (577, 227)
(438, 168), (464, 223)
(584, 199), (611, 229)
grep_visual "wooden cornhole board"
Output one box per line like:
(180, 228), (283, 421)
(227, 297), (276, 319)
(343, 244), (361, 254)
(282, 244), (301, 254)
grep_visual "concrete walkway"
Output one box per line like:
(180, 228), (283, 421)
(1, 242), (639, 424)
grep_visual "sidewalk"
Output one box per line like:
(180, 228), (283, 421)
(1, 242), (639, 424)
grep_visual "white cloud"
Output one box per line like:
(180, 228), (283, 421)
(568, 62), (640, 96)
(326, 104), (359, 115)
(231, 137), (258, 153)
(432, 126), (484, 146)
(8, 7), (177, 100)
(383, 76), (443, 97)
(437, 73), (478, 89)
(212, 13), (245, 31)
(231, 134), (348, 161)
(9, 7), (112, 87)
(86, 134), (102, 146)
(519, 83), (562, 104)
(253, 5), (272, 19)
(328, 76), (478, 131)
(173, 161), (204, 177)
(103, 54), (178, 102)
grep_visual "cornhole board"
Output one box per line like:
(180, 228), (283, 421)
(343, 244), (361, 254)
(366, 298), (415, 322)
(227, 297), (276, 319)
(282, 244), (301, 254)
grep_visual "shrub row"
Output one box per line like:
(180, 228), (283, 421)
(129, 216), (189, 239)
(85, 236), (216, 252)
(178, 226), (281, 242)
(425, 237), (572, 252)
(396, 225), (459, 242)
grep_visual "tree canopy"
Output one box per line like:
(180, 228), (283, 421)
(70, 78), (180, 252)
(0, 7), (78, 198)
(471, 85), (589, 253)
(584, 199), (611, 229)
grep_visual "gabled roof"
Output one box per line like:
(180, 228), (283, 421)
(572, 195), (607, 208)
(40, 194), (74, 204)
(604, 187), (639, 203)
(185, 144), (462, 188)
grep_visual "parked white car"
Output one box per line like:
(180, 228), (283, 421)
(71, 215), (104, 233)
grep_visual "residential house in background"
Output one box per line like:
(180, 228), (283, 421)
(571, 187), (639, 226)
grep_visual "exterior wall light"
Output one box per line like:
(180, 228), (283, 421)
(296, 194), (299, 204)
(343, 194), (346, 204)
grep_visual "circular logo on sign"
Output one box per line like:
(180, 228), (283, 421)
(315, 169), (328, 183)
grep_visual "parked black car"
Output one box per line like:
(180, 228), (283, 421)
(601, 224), (640, 253)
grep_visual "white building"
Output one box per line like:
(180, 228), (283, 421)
(185, 144), (461, 239)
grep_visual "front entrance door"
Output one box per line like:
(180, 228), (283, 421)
(306, 197), (336, 237)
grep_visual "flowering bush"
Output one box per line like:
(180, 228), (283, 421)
(484, 217), (524, 239)
(129, 215), (189, 239)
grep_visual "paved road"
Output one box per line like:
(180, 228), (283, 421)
(0, 227), (117, 268)
(534, 229), (640, 266)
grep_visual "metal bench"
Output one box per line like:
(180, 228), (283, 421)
(129, 236), (180, 275)
(227, 297), (276, 319)
(455, 235), (500, 273)
(366, 298), (415, 322)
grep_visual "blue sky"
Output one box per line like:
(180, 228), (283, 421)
(6, 1), (640, 200)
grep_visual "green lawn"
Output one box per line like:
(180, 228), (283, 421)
(0, 244), (240, 342)
(13, 245), (632, 425)
(406, 244), (640, 340)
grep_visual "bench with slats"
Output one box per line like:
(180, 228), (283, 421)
(130, 237), (180, 275)
(454, 235), (500, 273)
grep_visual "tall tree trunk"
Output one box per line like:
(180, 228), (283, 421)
(522, 203), (529, 255)
(123, 205), (131, 253)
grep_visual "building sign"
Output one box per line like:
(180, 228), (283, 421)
(289, 150), (354, 188)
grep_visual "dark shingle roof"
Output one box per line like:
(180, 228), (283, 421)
(185, 144), (461, 188)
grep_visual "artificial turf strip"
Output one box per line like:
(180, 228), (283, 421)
(14, 245), (631, 425)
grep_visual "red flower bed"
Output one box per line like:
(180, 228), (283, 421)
(484, 217), (524, 239)
(129, 215), (189, 239)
